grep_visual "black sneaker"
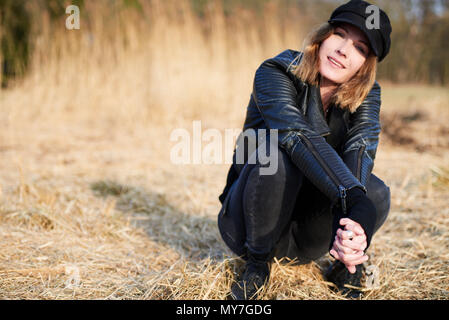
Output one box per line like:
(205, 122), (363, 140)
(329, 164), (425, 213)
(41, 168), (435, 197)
(230, 258), (271, 300)
(324, 260), (364, 299)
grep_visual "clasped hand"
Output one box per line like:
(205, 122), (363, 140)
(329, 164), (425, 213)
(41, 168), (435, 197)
(329, 218), (368, 274)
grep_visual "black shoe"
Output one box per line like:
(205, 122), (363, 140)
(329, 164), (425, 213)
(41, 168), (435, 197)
(230, 257), (271, 300)
(324, 260), (364, 299)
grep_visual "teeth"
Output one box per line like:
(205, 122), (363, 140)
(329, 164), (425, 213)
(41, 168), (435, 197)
(329, 57), (343, 68)
(330, 57), (343, 68)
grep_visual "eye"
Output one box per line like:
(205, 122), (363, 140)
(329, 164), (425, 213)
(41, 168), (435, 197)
(334, 31), (344, 37)
(356, 45), (367, 55)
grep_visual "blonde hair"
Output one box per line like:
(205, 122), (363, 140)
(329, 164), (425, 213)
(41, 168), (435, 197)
(289, 22), (377, 113)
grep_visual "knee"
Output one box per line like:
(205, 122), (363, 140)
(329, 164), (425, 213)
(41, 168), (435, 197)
(247, 140), (303, 185)
(366, 174), (391, 232)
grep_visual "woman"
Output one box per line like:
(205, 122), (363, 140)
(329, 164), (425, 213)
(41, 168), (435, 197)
(217, 0), (392, 300)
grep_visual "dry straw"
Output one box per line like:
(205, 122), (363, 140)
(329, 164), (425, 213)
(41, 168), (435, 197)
(1, 0), (448, 299)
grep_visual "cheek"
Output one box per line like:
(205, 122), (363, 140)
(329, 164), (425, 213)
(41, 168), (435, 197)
(320, 37), (337, 55)
(318, 43), (327, 62)
(348, 56), (366, 77)
(318, 40), (334, 69)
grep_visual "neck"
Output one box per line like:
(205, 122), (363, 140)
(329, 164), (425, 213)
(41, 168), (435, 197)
(319, 76), (338, 111)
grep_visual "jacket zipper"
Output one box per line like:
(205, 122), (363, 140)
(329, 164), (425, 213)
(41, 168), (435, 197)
(296, 132), (349, 215)
(356, 144), (366, 181)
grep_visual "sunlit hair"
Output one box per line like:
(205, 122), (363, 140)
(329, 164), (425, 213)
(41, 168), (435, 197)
(288, 22), (377, 113)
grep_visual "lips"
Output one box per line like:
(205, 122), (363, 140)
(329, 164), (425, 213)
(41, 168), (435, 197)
(328, 56), (345, 69)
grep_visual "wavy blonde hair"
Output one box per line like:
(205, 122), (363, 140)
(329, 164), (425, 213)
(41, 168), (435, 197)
(289, 22), (377, 113)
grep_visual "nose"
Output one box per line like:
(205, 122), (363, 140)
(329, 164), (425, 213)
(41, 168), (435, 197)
(336, 39), (352, 57)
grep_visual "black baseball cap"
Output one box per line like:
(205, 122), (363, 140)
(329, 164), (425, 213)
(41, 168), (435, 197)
(328, 0), (392, 62)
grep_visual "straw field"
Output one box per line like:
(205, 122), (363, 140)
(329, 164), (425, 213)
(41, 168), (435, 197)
(0, 1), (448, 299)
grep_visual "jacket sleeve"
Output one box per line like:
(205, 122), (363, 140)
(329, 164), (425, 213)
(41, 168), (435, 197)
(252, 58), (366, 213)
(341, 81), (381, 188)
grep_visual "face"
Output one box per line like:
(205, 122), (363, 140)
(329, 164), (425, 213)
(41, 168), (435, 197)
(318, 23), (371, 85)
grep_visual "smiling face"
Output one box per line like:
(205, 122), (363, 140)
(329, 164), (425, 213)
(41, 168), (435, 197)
(318, 22), (371, 85)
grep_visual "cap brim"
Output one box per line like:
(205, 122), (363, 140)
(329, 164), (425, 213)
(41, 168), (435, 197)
(328, 15), (379, 58)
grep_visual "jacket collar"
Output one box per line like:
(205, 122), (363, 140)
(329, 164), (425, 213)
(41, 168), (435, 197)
(304, 84), (331, 137)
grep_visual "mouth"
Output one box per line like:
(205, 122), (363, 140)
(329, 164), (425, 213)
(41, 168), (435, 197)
(328, 56), (345, 69)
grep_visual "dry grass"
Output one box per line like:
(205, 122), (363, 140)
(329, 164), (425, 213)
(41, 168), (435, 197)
(1, 0), (448, 299)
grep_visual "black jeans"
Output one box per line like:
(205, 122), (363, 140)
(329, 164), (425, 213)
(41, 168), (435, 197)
(218, 138), (391, 264)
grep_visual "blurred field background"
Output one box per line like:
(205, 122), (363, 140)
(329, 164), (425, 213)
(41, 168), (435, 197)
(0, 0), (448, 299)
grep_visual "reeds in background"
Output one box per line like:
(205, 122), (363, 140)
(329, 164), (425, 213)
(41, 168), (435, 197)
(2, 0), (312, 131)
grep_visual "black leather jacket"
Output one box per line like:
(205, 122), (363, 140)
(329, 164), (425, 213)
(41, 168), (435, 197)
(219, 49), (382, 215)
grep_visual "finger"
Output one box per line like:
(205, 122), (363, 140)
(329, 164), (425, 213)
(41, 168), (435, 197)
(334, 236), (356, 254)
(345, 230), (354, 240)
(337, 228), (354, 241)
(330, 248), (341, 260)
(341, 238), (367, 251)
(330, 243), (339, 256)
(350, 225), (365, 236)
(346, 264), (356, 274)
(350, 234), (367, 245)
(339, 251), (366, 264)
(331, 244), (348, 262)
(342, 221), (365, 235)
(358, 240), (367, 251)
(340, 218), (359, 228)
(344, 254), (369, 267)
(342, 252), (368, 265)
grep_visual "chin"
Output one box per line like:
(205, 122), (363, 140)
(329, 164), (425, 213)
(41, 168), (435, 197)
(320, 70), (345, 85)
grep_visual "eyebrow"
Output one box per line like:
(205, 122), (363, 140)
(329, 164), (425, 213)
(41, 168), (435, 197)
(337, 25), (370, 48)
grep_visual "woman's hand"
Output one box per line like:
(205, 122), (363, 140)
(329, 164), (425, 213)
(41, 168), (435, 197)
(329, 218), (369, 273)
